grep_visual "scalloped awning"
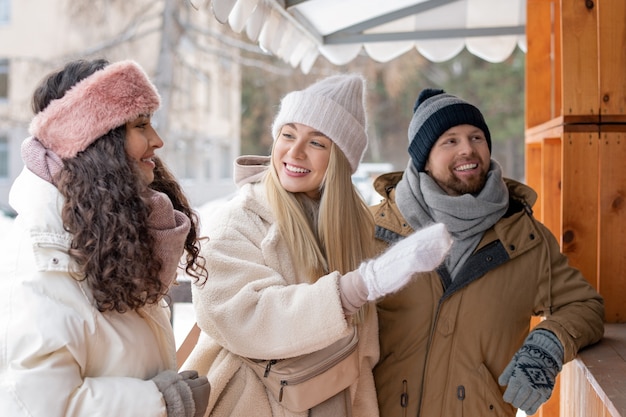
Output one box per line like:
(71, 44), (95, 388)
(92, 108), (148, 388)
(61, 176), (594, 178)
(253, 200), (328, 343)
(205, 0), (527, 72)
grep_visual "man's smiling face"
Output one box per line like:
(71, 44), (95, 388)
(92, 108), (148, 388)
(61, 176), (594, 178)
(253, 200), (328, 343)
(424, 124), (491, 196)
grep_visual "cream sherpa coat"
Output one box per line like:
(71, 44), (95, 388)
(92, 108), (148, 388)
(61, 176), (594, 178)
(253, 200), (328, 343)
(182, 172), (379, 416)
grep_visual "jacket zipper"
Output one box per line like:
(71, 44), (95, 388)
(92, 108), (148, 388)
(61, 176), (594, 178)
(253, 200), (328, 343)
(457, 385), (465, 417)
(401, 380), (408, 417)
(416, 297), (444, 416)
(264, 360), (278, 377)
(276, 339), (357, 386)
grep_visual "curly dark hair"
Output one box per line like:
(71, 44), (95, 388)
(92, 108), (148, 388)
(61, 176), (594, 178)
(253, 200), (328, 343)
(33, 58), (207, 313)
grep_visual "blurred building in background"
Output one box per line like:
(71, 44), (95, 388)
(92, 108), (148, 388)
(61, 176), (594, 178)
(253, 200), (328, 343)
(0, 0), (241, 208)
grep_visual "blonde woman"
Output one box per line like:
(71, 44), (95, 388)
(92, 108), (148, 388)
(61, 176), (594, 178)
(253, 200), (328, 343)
(183, 74), (452, 416)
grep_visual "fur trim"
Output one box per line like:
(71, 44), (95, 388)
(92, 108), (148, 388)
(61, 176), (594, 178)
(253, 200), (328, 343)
(29, 60), (161, 159)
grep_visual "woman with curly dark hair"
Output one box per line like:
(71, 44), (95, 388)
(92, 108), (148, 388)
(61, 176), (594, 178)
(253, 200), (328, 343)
(0, 59), (209, 417)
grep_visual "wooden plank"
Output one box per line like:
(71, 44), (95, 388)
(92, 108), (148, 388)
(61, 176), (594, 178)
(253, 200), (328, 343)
(525, 142), (543, 220)
(553, 0), (562, 123)
(560, 0), (600, 119)
(561, 132), (599, 288)
(599, 0), (626, 121)
(526, 118), (599, 144)
(561, 358), (614, 417)
(526, 117), (564, 144)
(598, 130), (626, 323)
(526, 0), (557, 128)
(576, 323), (626, 416)
(541, 137), (562, 238)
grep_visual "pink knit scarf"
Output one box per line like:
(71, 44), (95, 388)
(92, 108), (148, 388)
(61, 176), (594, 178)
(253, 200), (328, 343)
(21, 136), (63, 184)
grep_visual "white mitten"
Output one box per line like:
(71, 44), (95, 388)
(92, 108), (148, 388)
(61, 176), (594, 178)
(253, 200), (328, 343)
(359, 223), (452, 300)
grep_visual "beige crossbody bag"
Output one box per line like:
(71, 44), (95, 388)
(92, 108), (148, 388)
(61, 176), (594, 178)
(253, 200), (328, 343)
(240, 327), (359, 413)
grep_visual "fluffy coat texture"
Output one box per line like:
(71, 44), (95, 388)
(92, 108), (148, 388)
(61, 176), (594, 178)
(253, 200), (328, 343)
(0, 168), (177, 416)
(370, 172), (604, 417)
(181, 164), (380, 416)
(29, 60), (160, 159)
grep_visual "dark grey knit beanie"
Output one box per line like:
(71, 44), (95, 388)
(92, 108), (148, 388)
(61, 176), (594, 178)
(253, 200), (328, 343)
(408, 88), (491, 172)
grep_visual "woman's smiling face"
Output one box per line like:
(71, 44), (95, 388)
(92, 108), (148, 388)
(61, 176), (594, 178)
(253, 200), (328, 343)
(272, 123), (332, 199)
(124, 114), (163, 185)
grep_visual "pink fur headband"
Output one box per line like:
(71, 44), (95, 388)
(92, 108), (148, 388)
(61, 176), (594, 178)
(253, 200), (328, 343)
(29, 60), (161, 159)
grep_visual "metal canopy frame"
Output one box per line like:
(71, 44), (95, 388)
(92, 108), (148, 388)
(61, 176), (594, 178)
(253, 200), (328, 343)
(207, 0), (527, 71)
(285, 0), (525, 44)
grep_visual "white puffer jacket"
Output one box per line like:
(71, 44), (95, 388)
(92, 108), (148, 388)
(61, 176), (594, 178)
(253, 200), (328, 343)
(0, 168), (176, 417)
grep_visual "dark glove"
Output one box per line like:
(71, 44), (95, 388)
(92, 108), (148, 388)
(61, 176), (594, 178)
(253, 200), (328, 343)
(498, 329), (564, 415)
(152, 370), (195, 417)
(180, 370), (210, 417)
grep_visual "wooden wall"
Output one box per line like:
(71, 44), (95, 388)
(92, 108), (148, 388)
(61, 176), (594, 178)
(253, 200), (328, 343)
(526, 0), (626, 324)
(525, 0), (626, 415)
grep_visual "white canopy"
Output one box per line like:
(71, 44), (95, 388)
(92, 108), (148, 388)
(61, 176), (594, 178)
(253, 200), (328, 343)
(205, 0), (527, 72)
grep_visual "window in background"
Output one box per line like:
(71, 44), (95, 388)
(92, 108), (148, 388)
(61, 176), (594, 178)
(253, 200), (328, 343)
(203, 153), (211, 180)
(0, 59), (8, 101)
(219, 145), (230, 179)
(0, 135), (9, 178)
(0, 0), (10, 25)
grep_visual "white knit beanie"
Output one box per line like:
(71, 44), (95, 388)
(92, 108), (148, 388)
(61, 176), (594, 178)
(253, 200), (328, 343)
(271, 74), (368, 174)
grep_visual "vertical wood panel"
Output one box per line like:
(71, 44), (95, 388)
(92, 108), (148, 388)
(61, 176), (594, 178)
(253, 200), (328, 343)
(562, 132), (599, 287)
(526, 142), (544, 220)
(541, 137), (562, 238)
(554, 0), (562, 122)
(526, 0), (557, 127)
(561, 359), (615, 417)
(561, 0), (599, 119)
(598, 130), (626, 322)
(533, 138), (562, 417)
(598, 0), (626, 121)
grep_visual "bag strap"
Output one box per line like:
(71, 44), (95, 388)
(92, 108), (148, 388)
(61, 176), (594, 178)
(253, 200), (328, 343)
(176, 322), (201, 369)
(343, 387), (353, 417)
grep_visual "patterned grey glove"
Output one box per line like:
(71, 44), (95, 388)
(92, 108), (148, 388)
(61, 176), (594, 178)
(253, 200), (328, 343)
(498, 329), (564, 415)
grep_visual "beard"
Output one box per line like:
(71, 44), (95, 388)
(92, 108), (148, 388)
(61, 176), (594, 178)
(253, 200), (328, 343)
(433, 167), (489, 196)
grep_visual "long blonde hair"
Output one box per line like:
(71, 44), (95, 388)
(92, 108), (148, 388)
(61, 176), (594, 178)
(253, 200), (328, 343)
(264, 142), (376, 282)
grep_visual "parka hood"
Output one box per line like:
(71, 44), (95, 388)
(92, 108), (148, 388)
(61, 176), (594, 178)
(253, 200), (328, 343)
(234, 155), (270, 188)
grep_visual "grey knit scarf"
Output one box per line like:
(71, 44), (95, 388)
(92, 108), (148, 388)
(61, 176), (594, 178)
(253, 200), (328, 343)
(395, 159), (509, 279)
